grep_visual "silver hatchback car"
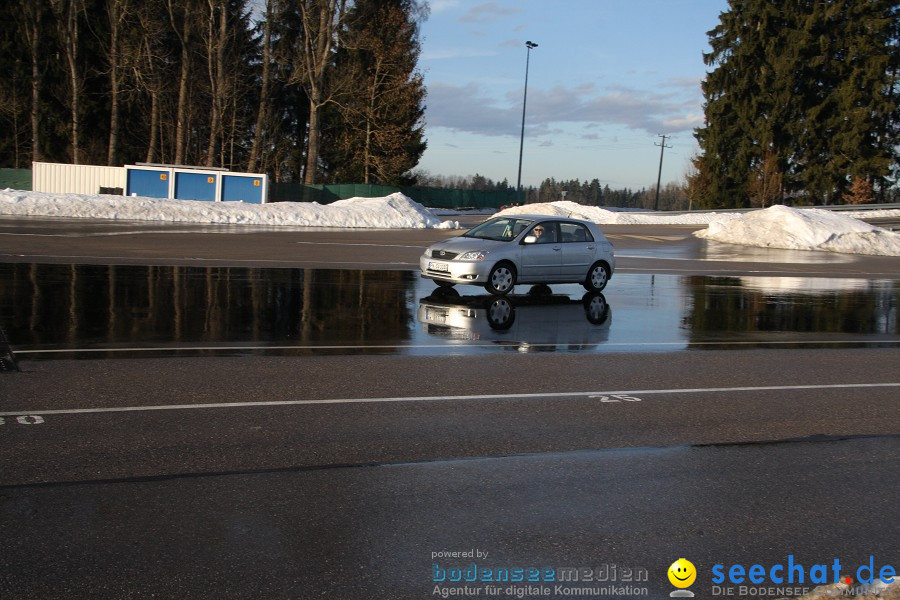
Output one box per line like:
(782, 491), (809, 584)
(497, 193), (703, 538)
(420, 215), (615, 295)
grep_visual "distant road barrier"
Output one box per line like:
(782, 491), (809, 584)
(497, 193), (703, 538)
(666, 203), (900, 215)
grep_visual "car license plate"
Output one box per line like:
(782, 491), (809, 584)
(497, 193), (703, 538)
(428, 261), (449, 272)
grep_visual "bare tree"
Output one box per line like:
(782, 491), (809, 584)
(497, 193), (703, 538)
(106, 0), (131, 166)
(204, 0), (227, 167)
(16, 2), (44, 163)
(294, 0), (348, 184)
(51, 0), (85, 164)
(747, 150), (784, 208)
(132, 0), (171, 163)
(0, 80), (27, 168)
(166, 0), (197, 165)
(845, 176), (875, 205)
(248, 0), (273, 172)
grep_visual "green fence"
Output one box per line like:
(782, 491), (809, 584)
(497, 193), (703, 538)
(402, 187), (518, 210)
(269, 183), (402, 204)
(0, 169), (32, 191)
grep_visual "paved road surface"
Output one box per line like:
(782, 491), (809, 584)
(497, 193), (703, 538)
(1, 216), (898, 599)
(3, 216), (900, 279)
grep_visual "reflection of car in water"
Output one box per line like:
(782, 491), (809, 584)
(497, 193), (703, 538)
(417, 285), (612, 352)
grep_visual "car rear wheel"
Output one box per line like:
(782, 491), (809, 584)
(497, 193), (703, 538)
(485, 262), (516, 295)
(582, 292), (609, 325)
(583, 261), (610, 292)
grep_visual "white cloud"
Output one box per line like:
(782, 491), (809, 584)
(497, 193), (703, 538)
(422, 47), (497, 60)
(661, 114), (705, 131)
(425, 75), (705, 138)
(459, 2), (522, 23)
(425, 82), (519, 136)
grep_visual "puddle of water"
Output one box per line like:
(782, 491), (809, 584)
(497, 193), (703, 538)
(0, 264), (897, 358)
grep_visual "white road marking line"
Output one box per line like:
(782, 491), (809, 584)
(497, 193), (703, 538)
(294, 241), (430, 248)
(615, 267), (900, 277)
(616, 254), (855, 265)
(0, 253), (416, 265)
(12, 339), (900, 354)
(0, 230), (235, 237)
(2, 382), (898, 417)
(607, 235), (687, 242)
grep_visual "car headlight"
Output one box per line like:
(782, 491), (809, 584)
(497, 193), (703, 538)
(459, 251), (487, 261)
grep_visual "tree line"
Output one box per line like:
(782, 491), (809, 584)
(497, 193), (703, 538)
(691, 0), (900, 208)
(413, 171), (692, 210)
(0, 0), (427, 186)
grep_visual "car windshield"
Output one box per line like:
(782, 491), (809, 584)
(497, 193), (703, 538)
(462, 217), (534, 241)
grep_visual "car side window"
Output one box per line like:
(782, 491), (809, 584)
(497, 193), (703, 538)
(560, 223), (594, 243)
(512, 221), (529, 237)
(532, 223), (558, 243)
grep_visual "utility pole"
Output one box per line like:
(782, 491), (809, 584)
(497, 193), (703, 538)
(654, 134), (672, 211)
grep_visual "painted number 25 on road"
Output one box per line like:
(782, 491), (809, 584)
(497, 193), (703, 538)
(0, 416), (45, 425)
(591, 394), (642, 403)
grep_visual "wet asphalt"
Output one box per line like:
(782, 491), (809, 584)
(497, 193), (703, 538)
(0, 216), (898, 599)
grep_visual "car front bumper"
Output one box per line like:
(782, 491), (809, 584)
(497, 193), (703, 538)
(419, 255), (492, 285)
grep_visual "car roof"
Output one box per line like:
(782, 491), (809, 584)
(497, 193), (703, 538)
(495, 214), (596, 225)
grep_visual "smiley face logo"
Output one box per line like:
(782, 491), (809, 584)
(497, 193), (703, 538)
(668, 558), (697, 588)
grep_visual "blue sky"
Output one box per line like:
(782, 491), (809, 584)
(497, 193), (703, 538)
(415, 0), (730, 189)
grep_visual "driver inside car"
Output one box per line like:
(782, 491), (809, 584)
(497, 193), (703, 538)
(532, 224), (554, 243)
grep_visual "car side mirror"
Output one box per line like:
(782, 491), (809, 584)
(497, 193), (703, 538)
(523, 235), (537, 244)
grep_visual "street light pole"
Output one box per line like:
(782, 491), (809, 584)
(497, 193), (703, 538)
(516, 40), (537, 204)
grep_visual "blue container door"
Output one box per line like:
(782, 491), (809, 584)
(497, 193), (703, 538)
(127, 169), (169, 198)
(174, 172), (217, 201)
(221, 175), (264, 204)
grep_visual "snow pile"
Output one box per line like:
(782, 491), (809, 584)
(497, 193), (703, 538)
(313, 193), (458, 228)
(3, 189), (900, 256)
(498, 200), (742, 225)
(0, 189), (458, 229)
(498, 200), (900, 256)
(695, 205), (900, 256)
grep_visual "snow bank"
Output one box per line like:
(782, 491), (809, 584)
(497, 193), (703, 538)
(695, 205), (900, 257)
(3, 189), (899, 256)
(498, 200), (900, 256)
(0, 189), (458, 229)
(498, 200), (741, 225)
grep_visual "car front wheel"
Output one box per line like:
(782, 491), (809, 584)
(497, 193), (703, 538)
(583, 261), (610, 292)
(485, 297), (515, 330)
(485, 262), (516, 295)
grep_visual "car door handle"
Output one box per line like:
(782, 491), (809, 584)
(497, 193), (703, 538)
(553, 246), (561, 251)
(587, 246), (595, 250)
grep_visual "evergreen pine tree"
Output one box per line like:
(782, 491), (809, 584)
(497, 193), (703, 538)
(696, 0), (899, 207)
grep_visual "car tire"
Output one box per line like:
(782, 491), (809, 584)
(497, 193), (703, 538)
(485, 297), (515, 330)
(430, 286), (460, 301)
(582, 292), (609, 325)
(485, 262), (516, 295)
(583, 261), (610, 292)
